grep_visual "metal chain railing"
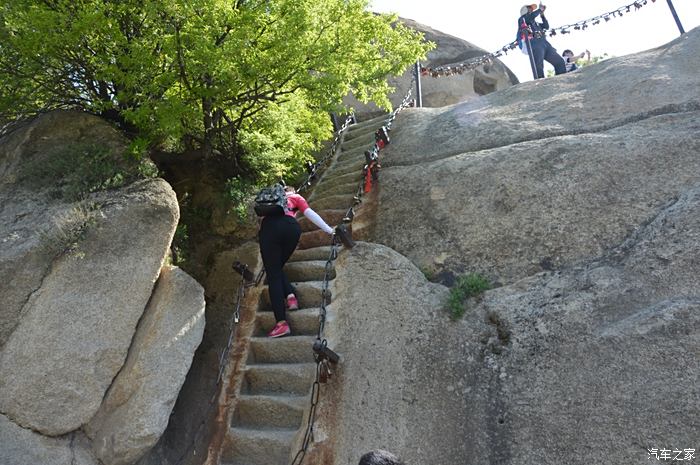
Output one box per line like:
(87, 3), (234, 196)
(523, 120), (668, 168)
(290, 239), (339, 465)
(297, 114), (356, 194)
(345, 76), (415, 223)
(420, 0), (661, 78)
(289, 79), (416, 465)
(172, 262), (254, 465)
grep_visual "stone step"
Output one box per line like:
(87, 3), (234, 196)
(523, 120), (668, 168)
(297, 209), (347, 232)
(248, 335), (317, 364)
(299, 228), (345, 250)
(310, 193), (357, 211)
(289, 246), (333, 262)
(242, 363), (316, 395)
(328, 158), (366, 178)
(223, 427), (297, 465)
(319, 169), (361, 187)
(334, 146), (366, 163)
(255, 308), (320, 336)
(341, 132), (376, 152)
(232, 394), (307, 430)
(346, 113), (390, 134)
(343, 124), (376, 141)
(259, 281), (330, 310)
(283, 260), (335, 283)
(310, 178), (359, 198)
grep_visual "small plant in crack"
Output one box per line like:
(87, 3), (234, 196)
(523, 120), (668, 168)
(38, 201), (101, 257)
(446, 272), (491, 319)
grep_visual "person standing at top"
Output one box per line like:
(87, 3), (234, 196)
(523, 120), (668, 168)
(517, 3), (566, 79)
(259, 185), (334, 338)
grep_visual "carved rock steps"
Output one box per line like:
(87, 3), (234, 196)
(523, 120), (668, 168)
(222, 115), (387, 465)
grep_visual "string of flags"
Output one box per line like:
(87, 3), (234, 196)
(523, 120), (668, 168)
(421, 0), (657, 78)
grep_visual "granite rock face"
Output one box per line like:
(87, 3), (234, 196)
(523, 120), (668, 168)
(86, 266), (206, 465)
(310, 28), (700, 465)
(0, 414), (99, 465)
(0, 178), (180, 436)
(373, 28), (700, 287)
(0, 111), (205, 465)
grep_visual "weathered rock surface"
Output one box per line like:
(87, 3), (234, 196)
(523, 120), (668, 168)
(0, 414), (98, 465)
(0, 178), (179, 436)
(468, 185), (700, 464)
(345, 17), (517, 118)
(373, 28), (700, 286)
(85, 266), (205, 465)
(0, 111), (187, 443)
(0, 111), (128, 348)
(322, 217), (698, 464)
(136, 241), (263, 465)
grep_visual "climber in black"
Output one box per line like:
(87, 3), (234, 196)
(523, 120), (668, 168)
(517, 3), (566, 79)
(259, 186), (334, 338)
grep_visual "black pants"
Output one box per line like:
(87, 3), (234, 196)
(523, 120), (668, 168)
(530, 38), (566, 79)
(259, 215), (302, 322)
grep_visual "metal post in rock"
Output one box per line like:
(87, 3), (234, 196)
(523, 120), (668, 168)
(666, 0), (685, 35)
(414, 61), (423, 107)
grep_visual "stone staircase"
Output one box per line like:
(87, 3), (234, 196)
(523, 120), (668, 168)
(220, 113), (390, 465)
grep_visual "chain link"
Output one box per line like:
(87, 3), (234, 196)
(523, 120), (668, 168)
(421, 0), (656, 78)
(289, 80), (415, 465)
(172, 265), (252, 465)
(297, 114), (355, 194)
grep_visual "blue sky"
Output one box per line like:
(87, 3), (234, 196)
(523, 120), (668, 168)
(369, 0), (700, 82)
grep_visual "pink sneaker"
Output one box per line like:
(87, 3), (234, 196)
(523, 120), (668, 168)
(286, 294), (299, 310)
(267, 321), (291, 338)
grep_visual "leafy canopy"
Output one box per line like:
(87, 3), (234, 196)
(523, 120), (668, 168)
(1, 0), (430, 181)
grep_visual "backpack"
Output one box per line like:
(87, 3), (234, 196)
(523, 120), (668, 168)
(254, 184), (287, 217)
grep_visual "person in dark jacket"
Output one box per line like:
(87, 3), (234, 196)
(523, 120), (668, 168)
(517, 3), (566, 79)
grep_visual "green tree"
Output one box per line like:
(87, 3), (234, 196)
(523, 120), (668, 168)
(0, 0), (430, 181)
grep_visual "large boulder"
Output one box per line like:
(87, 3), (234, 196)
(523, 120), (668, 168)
(0, 178), (180, 435)
(0, 111), (129, 347)
(344, 17), (517, 119)
(320, 208), (698, 464)
(0, 110), (202, 456)
(86, 266), (206, 465)
(372, 27), (700, 286)
(0, 414), (98, 465)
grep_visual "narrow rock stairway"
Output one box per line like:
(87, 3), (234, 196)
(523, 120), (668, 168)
(220, 113), (390, 465)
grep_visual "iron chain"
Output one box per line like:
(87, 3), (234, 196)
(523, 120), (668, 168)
(289, 80), (415, 465)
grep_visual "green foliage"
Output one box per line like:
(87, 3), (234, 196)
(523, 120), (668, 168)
(225, 176), (258, 222)
(447, 273), (491, 320)
(19, 142), (158, 200)
(171, 223), (189, 265)
(38, 201), (100, 257)
(419, 265), (436, 282)
(1, 0), (432, 180)
(586, 53), (610, 66)
(239, 92), (331, 183)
